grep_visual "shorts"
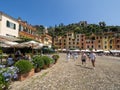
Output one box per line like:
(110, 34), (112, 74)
(82, 59), (86, 62)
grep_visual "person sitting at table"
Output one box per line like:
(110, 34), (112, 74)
(7, 54), (14, 66)
(15, 50), (22, 61)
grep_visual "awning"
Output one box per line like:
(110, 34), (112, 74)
(0, 35), (21, 41)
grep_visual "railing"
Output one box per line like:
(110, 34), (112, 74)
(19, 31), (36, 39)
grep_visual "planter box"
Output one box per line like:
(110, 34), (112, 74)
(49, 63), (54, 67)
(43, 65), (48, 69)
(18, 69), (34, 81)
(35, 68), (41, 73)
(54, 59), (58, 64)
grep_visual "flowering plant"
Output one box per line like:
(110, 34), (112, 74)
(0, 73), (7, 90)
(0, 65), (19, 89)
(0, 65), (19, 81)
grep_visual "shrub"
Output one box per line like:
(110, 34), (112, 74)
(49, 58), (55, 64)
(0, 66), (19, 81)
(0, 74), (9, 90)
(15, 60), (33, 74)
(32, 56), (44, 69)
(52, 55), (59, 64)
(52, 55), (59, 60)
(42, 56), (51, 66)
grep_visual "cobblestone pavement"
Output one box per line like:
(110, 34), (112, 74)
(10, 53), (120, 90)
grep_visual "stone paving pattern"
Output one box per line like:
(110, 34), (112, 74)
(10, 53), (120, 90)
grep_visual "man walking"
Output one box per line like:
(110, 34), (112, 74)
(81, 52), (87, 66)
(89, 51), (96, 69)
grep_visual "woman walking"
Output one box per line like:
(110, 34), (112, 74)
(81, 52), (87, 66)
(66, 52), (70, 61)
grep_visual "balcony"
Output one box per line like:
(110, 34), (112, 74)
(19, 31), (36, 39)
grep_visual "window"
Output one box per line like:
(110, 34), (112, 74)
(6, 21), (10, 27)
(105, 46), (107, 49)
(98, 45), (101, 48)
(6, 20), (16, 29)
(87, 45), (89, 48)
(91, 41), (93, 44)
(110, 46), (112, 49)
(117, 45), (120, 48)
(98, 40), (100, 43)
(19, 24), (23, 31)
(105, 41), (107, 44)
(81, 35), (84, 37)
(81, 47), (83, 49)
(109, 40), (112, 44)
(92, 45), (94, 48)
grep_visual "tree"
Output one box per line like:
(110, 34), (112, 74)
(34, 25), (45, 35)
(99, 21), (106, 28)
(48, 26), (55, 46)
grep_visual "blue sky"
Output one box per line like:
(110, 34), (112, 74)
(0, 0), (120, 27)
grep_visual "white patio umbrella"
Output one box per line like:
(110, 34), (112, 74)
(4, 41), (19, 46)
(20, 40), (40, 54)
(0, 43), (10, 48)
(33, 43), (44, 49)
(3, 41), (19, 53)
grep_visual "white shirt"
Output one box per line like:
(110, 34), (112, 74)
(89, 53), (96, 60)
(7, 57), (14, 65)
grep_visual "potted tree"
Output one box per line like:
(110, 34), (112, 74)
(32, 56), (44, 73)
(15, 60), (34, 81)
(52, 55), (59, 64)
(42, 56), (51, 69)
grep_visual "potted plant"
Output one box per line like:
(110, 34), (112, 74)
(15, 60), (34, 81)
(52, 54), (59, 64)
(41, 56), (51, 69)
(48, 57), (55, 67)
(32, 56), (44, 72)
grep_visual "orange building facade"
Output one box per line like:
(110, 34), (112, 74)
(54, 32), (120, 50)
(18, 19), (38, 40)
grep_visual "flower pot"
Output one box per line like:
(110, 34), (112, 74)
(54, 59), (58, 64)
(43, 65), (48, 69)
(50, 63), (54, 67)
(47, 64), (50, 68)
(35, 68), (41, 73)
(18, 69), (34, 81)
